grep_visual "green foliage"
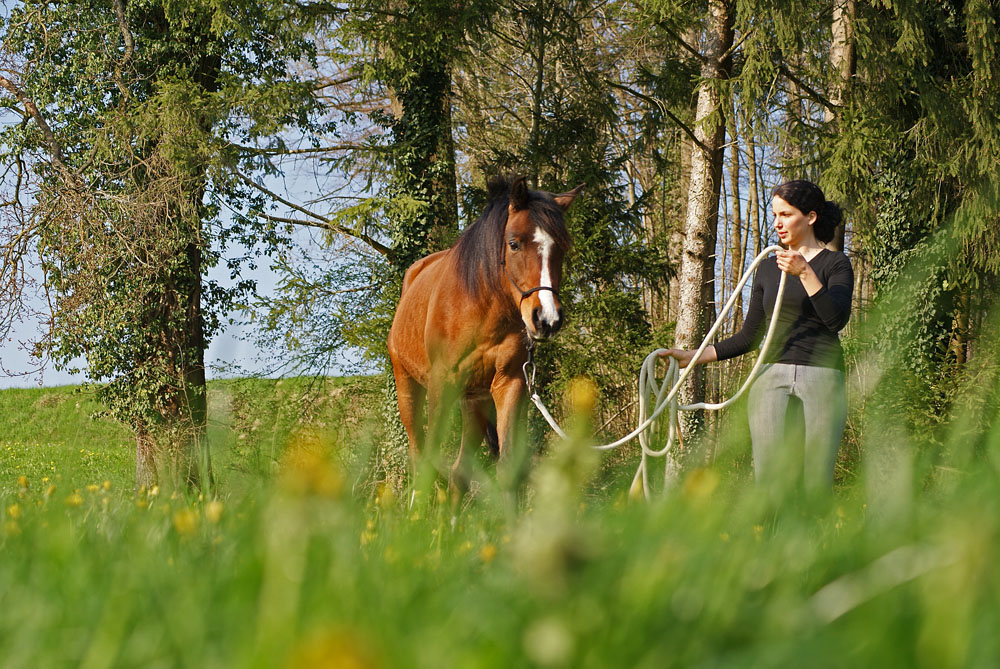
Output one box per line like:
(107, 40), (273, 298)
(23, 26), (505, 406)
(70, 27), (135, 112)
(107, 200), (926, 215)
(821, 0), (1000, 441)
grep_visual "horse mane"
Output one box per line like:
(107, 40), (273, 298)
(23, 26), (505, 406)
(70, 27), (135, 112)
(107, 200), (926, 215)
(452, 175), (571, 303)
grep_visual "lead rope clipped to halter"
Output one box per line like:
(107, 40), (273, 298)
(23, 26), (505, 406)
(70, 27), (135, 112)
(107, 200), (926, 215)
(526, 245), (789, 500)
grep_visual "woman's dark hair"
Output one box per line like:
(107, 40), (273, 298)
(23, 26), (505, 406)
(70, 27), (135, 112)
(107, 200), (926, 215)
(772, 180), (843, 244)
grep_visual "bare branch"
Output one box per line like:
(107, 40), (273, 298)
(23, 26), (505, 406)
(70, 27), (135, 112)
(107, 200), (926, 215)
(605, 80), (711, 154)
(233, 170), (327, 221)
(111, 0), (135, 99)
(234, 171), (390, 256)
(656, 20), (706, 64)
(776, 62), (838, 113)
(258, 213), (390, 256)
(227, 141), (389, 156)
(0, 75), (81, 187)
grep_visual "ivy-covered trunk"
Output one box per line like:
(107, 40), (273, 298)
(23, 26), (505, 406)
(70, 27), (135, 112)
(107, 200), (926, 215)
(388, 53), (459, 273)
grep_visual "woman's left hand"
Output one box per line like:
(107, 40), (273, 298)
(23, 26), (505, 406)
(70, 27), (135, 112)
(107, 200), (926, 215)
(775, 249), (809, 277)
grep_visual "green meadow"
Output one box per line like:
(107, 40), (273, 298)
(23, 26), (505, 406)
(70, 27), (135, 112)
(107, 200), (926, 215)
(1, 376), (999, 668)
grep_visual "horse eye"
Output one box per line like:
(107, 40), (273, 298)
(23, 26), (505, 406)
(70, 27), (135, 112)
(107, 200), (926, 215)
(508, 239), (520, 251)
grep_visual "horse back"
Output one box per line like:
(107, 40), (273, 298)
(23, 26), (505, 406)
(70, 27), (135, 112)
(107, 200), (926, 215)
(389, 250), (454, 386)
(401, 249), (450, 297)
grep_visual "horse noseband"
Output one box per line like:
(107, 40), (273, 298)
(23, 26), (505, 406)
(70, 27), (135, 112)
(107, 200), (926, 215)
(501, 257), (559, 304)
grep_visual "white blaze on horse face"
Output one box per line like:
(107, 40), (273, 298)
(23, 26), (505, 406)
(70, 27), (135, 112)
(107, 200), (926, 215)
(533, 227), (559, 324)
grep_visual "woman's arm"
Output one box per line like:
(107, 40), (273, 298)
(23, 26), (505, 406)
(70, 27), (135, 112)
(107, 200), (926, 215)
(661, 262), (770, 365)
(660, 345), (718, 368)
(776, 250), (854, 332)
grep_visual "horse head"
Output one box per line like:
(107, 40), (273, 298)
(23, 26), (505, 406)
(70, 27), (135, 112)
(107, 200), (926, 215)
(502, 177), (583, 341)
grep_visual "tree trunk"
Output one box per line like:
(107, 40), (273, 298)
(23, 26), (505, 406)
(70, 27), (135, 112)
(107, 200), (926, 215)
(135, 429), (158, 491)
(825, 0), (856, 252)
(668, 134), (694, 323)
(391, 54), (459, 271)
(529, 0), (547, 188)
(745, 128), (762, 259)
(674, 0), (734, 430)
(727, 95), (744, 331)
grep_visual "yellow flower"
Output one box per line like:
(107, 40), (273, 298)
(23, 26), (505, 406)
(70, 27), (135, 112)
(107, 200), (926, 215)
(86, 484), (99, 493)
(17, 476), (28, 489)
(278, 429), (345, 498)
(102, 480), (111, 491)
(172, 509), (199, 536)
(375, 483), (395, 510)
(285, 627), (379, 669)
(567, 376), (599, 416)
(7, 504), (21, 520)
(479, 543), (498, 564)
(204, 500), (224, 524)
(682, 467), (719, 502)
(64, 492), (83, 507)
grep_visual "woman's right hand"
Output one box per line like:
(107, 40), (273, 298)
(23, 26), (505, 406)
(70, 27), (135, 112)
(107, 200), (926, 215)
(658, 348), (697, 368)
(658, 345), (717, 368)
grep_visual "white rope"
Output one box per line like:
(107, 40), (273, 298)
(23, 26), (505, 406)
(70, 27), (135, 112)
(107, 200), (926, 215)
(529, 245), (789, 499)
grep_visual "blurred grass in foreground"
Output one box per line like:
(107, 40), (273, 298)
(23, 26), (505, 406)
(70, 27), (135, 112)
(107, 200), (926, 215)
(1, 373), (999, 668)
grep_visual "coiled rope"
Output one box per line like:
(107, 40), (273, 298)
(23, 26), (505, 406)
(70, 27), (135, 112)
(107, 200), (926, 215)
(525, 245), (789, 499)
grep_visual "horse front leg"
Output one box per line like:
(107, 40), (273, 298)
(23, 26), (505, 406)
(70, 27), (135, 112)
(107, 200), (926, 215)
(390, 359), (426, 465)
(449, 397), (489, 504)
(491, 374), (530, 498)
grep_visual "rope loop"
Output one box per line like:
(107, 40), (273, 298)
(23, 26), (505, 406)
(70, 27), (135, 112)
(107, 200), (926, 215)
(528, 245), (789, 499)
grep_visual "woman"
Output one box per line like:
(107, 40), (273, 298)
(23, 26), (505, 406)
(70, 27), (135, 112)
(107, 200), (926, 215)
(662, 180), (854, 493)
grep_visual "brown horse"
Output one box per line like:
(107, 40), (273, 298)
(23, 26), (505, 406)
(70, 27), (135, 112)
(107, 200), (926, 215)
(387, 176), (582, 492)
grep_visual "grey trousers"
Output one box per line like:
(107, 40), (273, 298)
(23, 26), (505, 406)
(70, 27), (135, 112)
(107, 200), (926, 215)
(747, 363), (847, 493)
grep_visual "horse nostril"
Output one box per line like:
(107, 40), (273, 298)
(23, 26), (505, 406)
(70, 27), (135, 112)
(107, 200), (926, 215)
(532, 307), (541, 328)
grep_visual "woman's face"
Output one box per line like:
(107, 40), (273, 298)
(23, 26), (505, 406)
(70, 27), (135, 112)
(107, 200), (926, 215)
(772, 196), (817, 248)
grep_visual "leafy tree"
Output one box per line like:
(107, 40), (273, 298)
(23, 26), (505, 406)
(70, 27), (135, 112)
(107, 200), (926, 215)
(0, 0), (323, 486)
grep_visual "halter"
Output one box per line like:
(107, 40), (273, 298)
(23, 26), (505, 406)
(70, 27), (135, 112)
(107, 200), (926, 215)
(501, 256), (559, 304)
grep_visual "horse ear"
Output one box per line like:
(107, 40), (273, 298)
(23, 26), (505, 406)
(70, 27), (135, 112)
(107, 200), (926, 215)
(509, 176), (529, 212)
(553, 184), (584, 211)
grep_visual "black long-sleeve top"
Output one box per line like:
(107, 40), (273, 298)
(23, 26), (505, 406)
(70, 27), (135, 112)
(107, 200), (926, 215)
(713, 249), (854, 370)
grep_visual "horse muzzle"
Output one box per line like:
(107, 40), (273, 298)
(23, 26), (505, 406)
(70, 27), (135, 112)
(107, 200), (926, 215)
(526, 304), (564, 340)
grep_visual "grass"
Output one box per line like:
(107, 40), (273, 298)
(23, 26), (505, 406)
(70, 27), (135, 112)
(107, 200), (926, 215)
(1, 375), (1000, 667)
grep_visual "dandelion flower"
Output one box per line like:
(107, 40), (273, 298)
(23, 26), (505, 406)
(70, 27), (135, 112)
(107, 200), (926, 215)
(204, 500), (224, 524)
(6, 504), (21, 520)
(172, 509), (198, 536)
(64, 492), (83, 507)
(479, 543), (498, 564)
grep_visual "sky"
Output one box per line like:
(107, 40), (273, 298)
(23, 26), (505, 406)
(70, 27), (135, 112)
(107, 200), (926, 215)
(0, 259), (278, 389)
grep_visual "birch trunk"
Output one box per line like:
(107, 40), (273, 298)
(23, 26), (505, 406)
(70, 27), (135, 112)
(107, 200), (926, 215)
(825, 0), (856, 252)
(674, 0), (734, 430)
(727, 97), (744, 331)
